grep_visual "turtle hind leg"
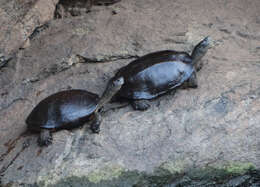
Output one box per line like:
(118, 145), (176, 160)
(131, 100), (150, 111)
(90, 112), (101, 133)
(38, 129), (52, 146)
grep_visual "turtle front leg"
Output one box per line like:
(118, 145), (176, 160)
(187, 72), (198, 88)
(131, 100), (150, 111)
(90, 112), (101, 133)
(38, 129), (52, 146)
(181, 72), (198, 89)
(195, 61), (203, 71)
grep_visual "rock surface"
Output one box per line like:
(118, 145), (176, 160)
(0, 0), (59, 55)
(0, 0), (260, 186)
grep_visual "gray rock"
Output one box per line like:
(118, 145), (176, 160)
(0, 0), (59, 55)
(0, 0), (260, 186)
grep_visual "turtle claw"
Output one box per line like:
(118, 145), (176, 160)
(37, 136), (52, 147)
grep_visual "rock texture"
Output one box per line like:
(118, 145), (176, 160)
(0, 0), (260, 186)
(54, 0), (121, 19)
(0, 0), (59, 55)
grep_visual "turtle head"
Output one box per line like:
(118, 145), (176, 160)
(191, 36), (212, 66)
(105, 76), (124, 96)
(97, 76), (124, 110)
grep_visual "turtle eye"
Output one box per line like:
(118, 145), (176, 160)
(112, 82), (116, 87)
(114, 81), (119, 86)
(112, 80), (119, 87)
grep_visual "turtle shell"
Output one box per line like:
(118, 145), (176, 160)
(26, 90), (99, 131)
(115, 50), (194, 99)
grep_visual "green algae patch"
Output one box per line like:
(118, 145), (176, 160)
(86, 165), (124, 183)
(44, 162), (258, 187)
(46, 170), (142, 187)
(157, 160), (187, 175)
(187, 162), (256, 183)
(134, 161), (189, 187)
(224, 162), (255, 175)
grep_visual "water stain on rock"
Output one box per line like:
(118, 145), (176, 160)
(204, 96), (234, 118)
(213, 96), (230, 115)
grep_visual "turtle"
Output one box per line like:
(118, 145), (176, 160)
(100, 36), (211, 110)
(26, 86), (123, 146)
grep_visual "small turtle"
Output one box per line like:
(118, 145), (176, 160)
(100, 36), (211, 110)
(26, 86), (123, 146)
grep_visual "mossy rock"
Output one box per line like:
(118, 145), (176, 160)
(44, 162), (259, 187)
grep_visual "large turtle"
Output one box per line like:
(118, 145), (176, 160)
(26, 87), (123, 146)
(100, 36), (211, 110)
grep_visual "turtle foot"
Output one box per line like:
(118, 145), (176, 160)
(132, 100), (150, 111)
(181, 72), (198, 89)
(90, 113), (101, 133)
(196, 61), (203, 71)
(91, 122), (100, 133)
(188, 72), (198, 88)
(37, 135), (52, 146)
(38, 129), (52, 146)
(169, 89), (177, 95)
